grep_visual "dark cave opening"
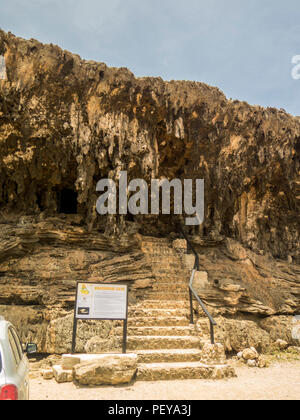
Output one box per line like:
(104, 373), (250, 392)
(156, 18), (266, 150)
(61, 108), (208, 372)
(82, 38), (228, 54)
(125, 213), (135, 222)
(58, 188), (78, 214)
(36, 191), (44, 212)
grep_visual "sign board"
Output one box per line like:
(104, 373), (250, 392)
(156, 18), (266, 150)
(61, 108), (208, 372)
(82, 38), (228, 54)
(72, 282), (129, 354)
(75, 283), (128, 320)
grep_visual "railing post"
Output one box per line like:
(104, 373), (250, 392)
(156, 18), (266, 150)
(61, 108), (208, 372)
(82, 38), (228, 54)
(210, 322), (215, 345)
(187, 241), (191, 255)
(189, 289), (194, 325)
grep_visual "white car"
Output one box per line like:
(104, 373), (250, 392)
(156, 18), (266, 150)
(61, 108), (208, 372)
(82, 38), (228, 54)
(0, 317), (37, 400)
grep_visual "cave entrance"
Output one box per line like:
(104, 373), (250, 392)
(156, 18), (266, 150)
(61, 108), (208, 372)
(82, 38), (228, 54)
(58, 188), (78, 214)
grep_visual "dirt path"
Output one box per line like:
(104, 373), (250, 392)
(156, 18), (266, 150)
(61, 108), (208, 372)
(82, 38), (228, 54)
(30, 361), (300, 400)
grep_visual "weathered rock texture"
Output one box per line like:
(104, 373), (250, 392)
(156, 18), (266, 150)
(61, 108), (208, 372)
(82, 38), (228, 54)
(0, 30), (299, 255)
(0, 30), (299, 353)
(73, 354), (138, 386)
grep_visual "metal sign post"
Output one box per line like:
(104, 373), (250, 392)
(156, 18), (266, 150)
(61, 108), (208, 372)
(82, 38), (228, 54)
(71, 282), (129, 355)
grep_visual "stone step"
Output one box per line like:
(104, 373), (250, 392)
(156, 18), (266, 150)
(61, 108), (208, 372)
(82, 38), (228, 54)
(151, 269), (188, 276)
(141, 243), (174, 249)
(152, 265), (180, 270)
(141, 242), (172, 249)
(117, 326), (197, 337)
(144, 254), (177, 260)
(128, 307), (190, 318)
(142, 253), (177, 259)
(150, 285), (190, 291)
(151, 281), (190, 287)
(126, 336), (200, 351)
(144, 292), (190, 301)
(134, 300), (189, 309)
(142, 241), (171, 245)
(153, 275), (190, 282)
(147, 262), (181, 268)
(134, 349), (202, 364)
(137, 362), (236, 381)
(127, 316), (190, 327)
(146, 255), (180, 261)
(151, 283), (189, 291)
(141, 241), (171, 247)
(141, 237), (171, 243)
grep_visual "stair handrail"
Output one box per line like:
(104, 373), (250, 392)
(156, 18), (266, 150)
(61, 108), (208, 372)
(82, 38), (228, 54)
(178, 225), (217, 345)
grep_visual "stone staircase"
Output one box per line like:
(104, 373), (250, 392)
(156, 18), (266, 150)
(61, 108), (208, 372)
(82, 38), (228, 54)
(116, 236), (235, 381)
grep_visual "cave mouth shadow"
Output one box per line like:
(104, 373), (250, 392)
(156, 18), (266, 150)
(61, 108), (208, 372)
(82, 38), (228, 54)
(57, 188), (78, 215)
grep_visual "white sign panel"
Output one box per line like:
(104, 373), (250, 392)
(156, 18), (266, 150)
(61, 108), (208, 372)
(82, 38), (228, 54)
(75, 283), (128, 320)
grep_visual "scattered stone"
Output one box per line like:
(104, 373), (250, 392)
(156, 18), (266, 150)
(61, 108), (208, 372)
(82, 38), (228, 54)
(242, 347), (259, 361)
(52, 365), (73, 384)
(73, 354), (138, 386)
(237, 352), (243, 360)
(247, 360), (257, 368)
(41, 369), (54, 380)
(257, 356), (267, 369)
(275, 339), (289, 350)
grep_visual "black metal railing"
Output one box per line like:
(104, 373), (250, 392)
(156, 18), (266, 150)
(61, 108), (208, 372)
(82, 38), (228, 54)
(179, 225), (217, 345)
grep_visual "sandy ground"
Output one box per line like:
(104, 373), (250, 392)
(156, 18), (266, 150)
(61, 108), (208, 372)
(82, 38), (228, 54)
(30, 361), (300, 401)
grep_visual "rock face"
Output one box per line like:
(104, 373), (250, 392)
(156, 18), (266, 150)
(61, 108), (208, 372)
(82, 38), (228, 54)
(191, 239), (300, 317)
(0, 30), (299, 257)
(0, 30), (299, 354)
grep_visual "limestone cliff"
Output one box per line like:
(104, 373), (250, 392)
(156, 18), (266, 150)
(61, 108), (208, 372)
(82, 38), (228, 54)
(0, 30), (299, 353)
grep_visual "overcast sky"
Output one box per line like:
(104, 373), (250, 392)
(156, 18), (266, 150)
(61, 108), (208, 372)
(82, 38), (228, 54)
(1, 0), (299, 115)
